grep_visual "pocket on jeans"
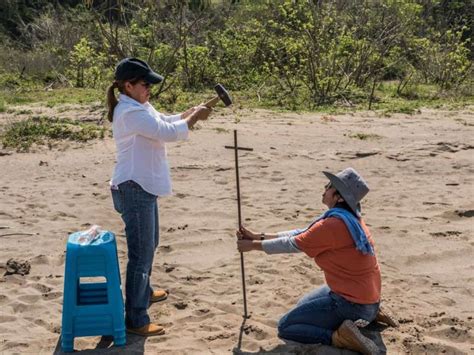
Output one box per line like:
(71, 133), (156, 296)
(111, 189), (123, 214)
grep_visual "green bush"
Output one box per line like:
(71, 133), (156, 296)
(1, 116), (105, 151)
(414, 30), (471, 90)
(66, 37), (109, 88)
(178, 45), (218, 90)
(0, 0), (472, 111)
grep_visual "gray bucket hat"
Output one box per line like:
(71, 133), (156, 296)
(323, 168), (369, 217)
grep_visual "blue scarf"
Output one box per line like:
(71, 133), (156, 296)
(297, 208), (374, 255)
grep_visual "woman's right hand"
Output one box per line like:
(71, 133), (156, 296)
(194, 105), (212, 121)
(184, 105), (212, 129)
(236, 226), (261, 241)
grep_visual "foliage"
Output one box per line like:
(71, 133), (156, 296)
(414, 29), (472, 90)
(66, 37), (109, 88)
(0, 0), (472, 111)
(0, 86), (102, 106)
(1, 115), (105, 152)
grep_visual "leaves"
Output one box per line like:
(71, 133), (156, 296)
(0, 0), (471, 109)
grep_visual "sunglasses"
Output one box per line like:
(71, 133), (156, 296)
(138, 82), (151, 88)
(324, 182), (332, 190)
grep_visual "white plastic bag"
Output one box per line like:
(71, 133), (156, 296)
(76, 225), (103, 245)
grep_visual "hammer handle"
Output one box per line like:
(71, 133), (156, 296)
(204, 96), (220, 108)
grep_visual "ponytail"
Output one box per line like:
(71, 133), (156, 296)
(106, 78), (141, 122)
(106, 81), (119, 122)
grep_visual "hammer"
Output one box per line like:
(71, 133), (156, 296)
(204, 84), (232, 108)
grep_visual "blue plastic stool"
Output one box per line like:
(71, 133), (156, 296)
(61, 230), (126, 352)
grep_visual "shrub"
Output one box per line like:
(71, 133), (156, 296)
(66, 37), (108, 88)
(1, 116), (105, 151)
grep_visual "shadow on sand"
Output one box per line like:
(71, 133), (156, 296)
(233, 320), (387, 355)
(53, 334), (146, 354)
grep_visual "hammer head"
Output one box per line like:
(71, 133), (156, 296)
(215, 84), (232, 106)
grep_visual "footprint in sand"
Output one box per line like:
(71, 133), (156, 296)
(33, 319), (61, 334)
(9, 301), (30, 313)
(32, 283), (52, 294)
(0, 294), (10, 306)
(42, 291), (62, 300)
(174, 301), (188, 310)
(243, 324), (267, 340)
(427, 324), (471, 342)
(17, 294), (42, 304)
(429, 231), (462, 238)
(205, 332), (233, 341)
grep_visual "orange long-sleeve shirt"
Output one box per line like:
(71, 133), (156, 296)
(295, 217), (381, 304)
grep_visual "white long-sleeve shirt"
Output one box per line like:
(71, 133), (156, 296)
(110, 94), (189, 196)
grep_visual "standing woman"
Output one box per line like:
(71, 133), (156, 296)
(108, 58), (212, 336)
(237, 168), (381, 354)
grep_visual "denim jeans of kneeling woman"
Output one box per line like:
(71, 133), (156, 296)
(111, 180), (160, 328)
(277, 285), (379, 345)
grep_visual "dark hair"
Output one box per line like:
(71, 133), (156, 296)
(106, 78), (140, 122)
(333, 189), (359, 217)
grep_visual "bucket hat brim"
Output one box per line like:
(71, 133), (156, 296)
(323, 171), (360, 217)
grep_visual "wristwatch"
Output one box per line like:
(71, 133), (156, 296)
(260, 233), (265, 241)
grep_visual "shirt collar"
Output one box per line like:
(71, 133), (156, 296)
(119, 93), (149, 108)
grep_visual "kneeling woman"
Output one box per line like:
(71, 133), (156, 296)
(237, 168), (381, 355)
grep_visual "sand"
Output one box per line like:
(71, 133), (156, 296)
(0, 104), (473, 354)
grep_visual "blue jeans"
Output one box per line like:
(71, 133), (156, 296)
(278, 285), (379, 345)
(111, 180), (160, 328)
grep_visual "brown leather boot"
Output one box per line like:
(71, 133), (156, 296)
(375, 305), (399, 328)
(150, 289), (168, 303)
(332, 320), (379, 355)
(127, 323), (165, 337)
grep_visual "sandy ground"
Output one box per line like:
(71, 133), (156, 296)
(0, 104), (473, 354)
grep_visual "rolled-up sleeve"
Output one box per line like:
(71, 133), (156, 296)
(123, 108), (189, 142)
(172, 119), (189, 140)
(160, 113), (182, 123)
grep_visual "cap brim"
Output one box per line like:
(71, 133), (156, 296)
(143, 71), (164, 84)
(323, 171), (360, 217)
